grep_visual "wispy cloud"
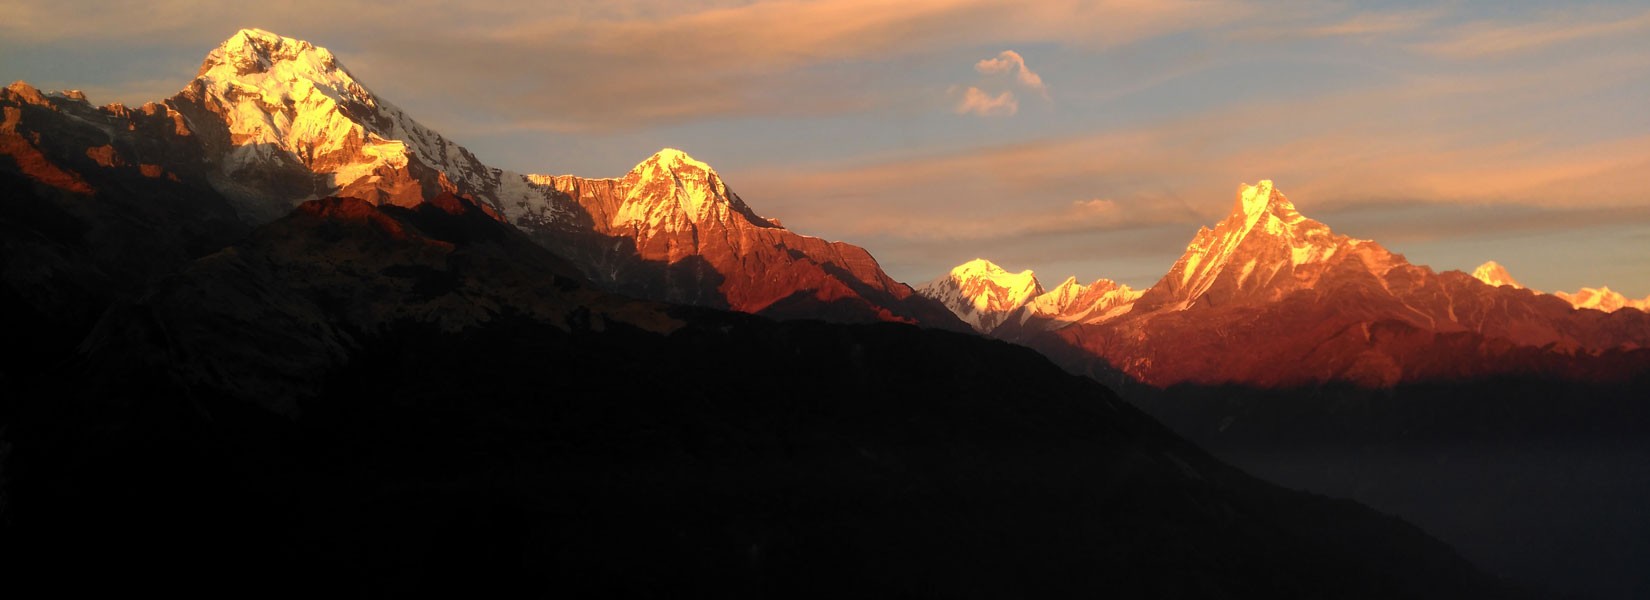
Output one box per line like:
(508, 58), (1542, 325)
(1416, 6), (1650, 59)
(1301, 7), (1446, 38)
(953, 86), (1018, 117)
(1226, 5), (1447, 43)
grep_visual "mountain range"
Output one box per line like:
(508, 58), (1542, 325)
(4, 26), (1645, 597)
(922, 180), (1650, 389)
(2, 28), (960, 335)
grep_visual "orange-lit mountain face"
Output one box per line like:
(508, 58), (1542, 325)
(522, 150), (964, 326)
(0, 29), (960, 329)
(925, 181), (1650, 388)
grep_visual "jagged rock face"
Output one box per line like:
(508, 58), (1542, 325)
(1035, 182), (1650, 388)
(2, 81), (207, 197)
(917, 259), (1141, 336)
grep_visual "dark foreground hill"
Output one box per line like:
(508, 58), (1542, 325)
(0, 194), (1529, 598)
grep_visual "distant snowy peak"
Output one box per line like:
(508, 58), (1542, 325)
(1471, 261), (1523, 289)
(1028, 276), (1087, 315)
(1025, 277), (1142, 325)
(1470, 261), (1646, 313)
(1557, 287), (1650, 313)
(917, 259), (1044, 332)
(918, 260), (1144, 334)
(1132, 180), (1402, 312)
(949, 259), (1046, 313)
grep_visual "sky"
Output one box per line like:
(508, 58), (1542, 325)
(4, 0), (1649, 296)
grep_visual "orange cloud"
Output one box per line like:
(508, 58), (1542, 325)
(975, 50), (1047, 97)
(954, 86), (1018, 117)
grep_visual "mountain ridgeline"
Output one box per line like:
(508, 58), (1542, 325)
(924, 180), (1650, 390)
(0, 28), (1536, 596)
(2, 28), (960, 333)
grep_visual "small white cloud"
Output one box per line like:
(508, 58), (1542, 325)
(974, 50), (1047, 97)
(954, 86), (1018, 117)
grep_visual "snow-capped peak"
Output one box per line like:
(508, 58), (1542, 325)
(1471, 261), (1523, 289)
(189, 28), (387, 150)
(1231, 180), (1313, 238)
(610, 147), (776, 233)
(1025, 276), (1088, 317)
(949, 259), (1044, 305)
(200, 29), (335, 79)
(1024, 276), (1142, 326)
(917, 260), (1146, 334)
(1556, 286), (1650, 313)
(915, 259), (1044, 333)
(173, 28), (528, 222)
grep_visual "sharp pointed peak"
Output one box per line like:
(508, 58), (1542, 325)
(1233, 179), (1295, 220)
(1471, 260), (1523, 289)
